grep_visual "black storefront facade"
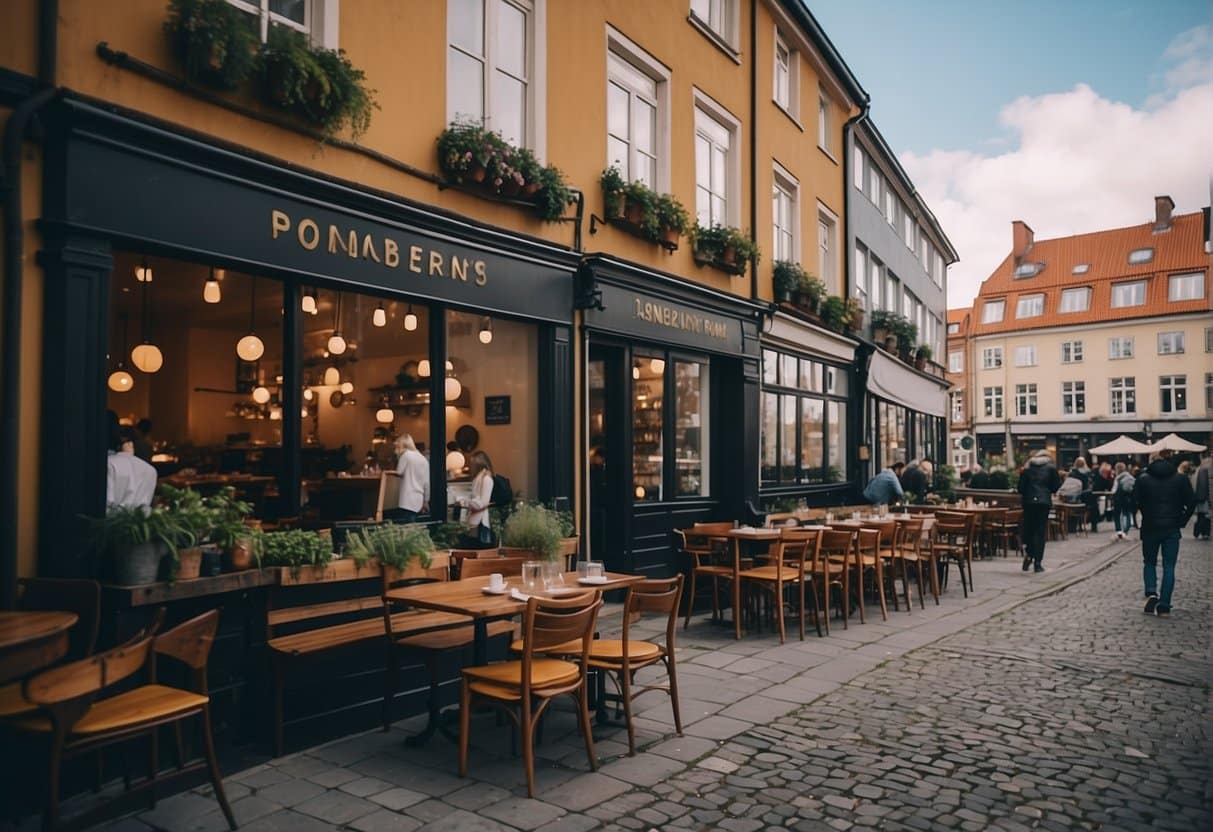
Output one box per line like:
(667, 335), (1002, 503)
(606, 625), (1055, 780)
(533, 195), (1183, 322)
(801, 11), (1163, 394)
(34, 98), (579, 750)
(578, 256), (765, 579)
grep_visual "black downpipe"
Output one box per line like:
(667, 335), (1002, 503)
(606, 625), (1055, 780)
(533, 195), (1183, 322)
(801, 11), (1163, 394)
(841, 99), (870, 497)
(748, 0), (758, 300)
(2, 0), (59, 609)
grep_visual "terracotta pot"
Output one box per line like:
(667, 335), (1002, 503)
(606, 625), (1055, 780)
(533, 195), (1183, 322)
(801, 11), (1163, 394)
(624, 200), (646, 226)
(884, 335), (898, 352)
(606, 192), (626, 219)
(721, 245), (737, 265)
(243, 518), (263, 530)
(226, 538), (256, 571)
(468, 164), (487, 184)
(177, 546), (203, 581)
(915, 357), (927, 371)
(500, 178), (522, 197)
(660, 226), (681, 247)
(850, 309), (865, 331)
(523, 182), (541, 198)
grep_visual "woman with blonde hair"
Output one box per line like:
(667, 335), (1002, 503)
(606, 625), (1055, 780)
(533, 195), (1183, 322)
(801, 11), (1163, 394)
(459, 450), (497, 548)
(387, 434), (429, 523)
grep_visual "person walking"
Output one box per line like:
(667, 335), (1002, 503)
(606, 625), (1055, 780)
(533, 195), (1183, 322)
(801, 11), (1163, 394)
(1110, 462), (1136, 540)
(1194, 452), (1211, 540)
(1135, 449), (1197, 617)
(1017, 450), (1060, 573)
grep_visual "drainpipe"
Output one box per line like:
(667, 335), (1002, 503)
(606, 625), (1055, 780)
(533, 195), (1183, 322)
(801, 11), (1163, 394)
(841, 97), (870, 495)
(748, 0), (758, 300)
(2, 0), (59, 608)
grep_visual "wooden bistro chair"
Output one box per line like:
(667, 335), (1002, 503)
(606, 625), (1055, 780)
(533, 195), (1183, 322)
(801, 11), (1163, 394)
(988, 509), (1022, 559)
(855, 529), (889, 622)
(815, 530), (856, 631)
(888, 518), (929, 610)
(374, 471), (402, 522)
(739, 530), (815, 643)
(459, 556), (529, 580)
(931, 512), (977, 598)
(460, 592), (602, 798)
(675, 521), (736, 630)
(12, 611), (235, 832)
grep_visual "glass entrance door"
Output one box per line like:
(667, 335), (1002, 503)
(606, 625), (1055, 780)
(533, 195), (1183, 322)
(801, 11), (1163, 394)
(588, 345), (626, 571)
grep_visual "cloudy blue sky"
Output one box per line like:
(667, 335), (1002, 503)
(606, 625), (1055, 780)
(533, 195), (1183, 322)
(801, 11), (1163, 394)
(811, 0), (1213, 306)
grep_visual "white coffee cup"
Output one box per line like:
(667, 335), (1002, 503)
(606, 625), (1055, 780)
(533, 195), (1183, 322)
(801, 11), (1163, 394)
(488, 573), (504, 591)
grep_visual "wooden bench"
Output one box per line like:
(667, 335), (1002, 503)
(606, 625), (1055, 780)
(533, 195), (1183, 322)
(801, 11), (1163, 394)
(267, 555), (461, 756)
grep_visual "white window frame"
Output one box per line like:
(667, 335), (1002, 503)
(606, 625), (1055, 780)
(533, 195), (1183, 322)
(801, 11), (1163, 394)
(772, 29), (798, 117)
(447, 0), (546, 156)
(947, 322), (960, 335)
(948, 351), (963, 373)
(693, 89), (741, 228)
(1109, 336), (1134, 359)
(227, 0), (338, 47)
(853, 243), (868, 305)
(817, 202), (839, 294)
(982, 300), (1005, 324)
(1061, 381), (1085, 416)
(1061, 340), (1083, 364)
(689, 0), (739, 51)
(950, 392), (964, 422)
(1109, 377), (1136, 416)
(1157, 331), (1185, 355)
(1014, 345), (1037, 367)
(982, 347), (1003, 369)
(817, 86), (833, 155)
(1168, 272), (1204, 301)
(1015, 383), (1038, 417)
(1016, 294), (1044, 318)
(772, 162), (799, 264)
(606, 28), (671, 192)
(1160, 374), (1187, 414)
(1127, 247), (1154, 264)
(983, 386), (1004, 419)
(1111, 280), (1146, 308)
(852, 145), (864, 190)
(1058, 287), (1090, 313)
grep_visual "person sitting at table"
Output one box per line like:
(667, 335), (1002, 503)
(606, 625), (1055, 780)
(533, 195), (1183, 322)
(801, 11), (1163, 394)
(457, 450), (497, 549)
(106, 412), (157, 510)
(863, 461), (905, 505)
(1057, 468), (1084, 503)
(386, 433), (429, 523)
(899, 459), (930, 504)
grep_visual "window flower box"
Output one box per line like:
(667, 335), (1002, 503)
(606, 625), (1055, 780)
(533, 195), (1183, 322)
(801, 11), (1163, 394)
(691, 223), (760, 278)
(600, 167), (688, 251)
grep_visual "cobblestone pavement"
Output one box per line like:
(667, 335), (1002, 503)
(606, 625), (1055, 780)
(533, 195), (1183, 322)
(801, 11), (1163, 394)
(74, 530), (1208, 831)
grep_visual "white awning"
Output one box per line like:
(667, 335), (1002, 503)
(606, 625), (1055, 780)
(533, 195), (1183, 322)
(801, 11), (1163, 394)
(867, 351), (947, 417)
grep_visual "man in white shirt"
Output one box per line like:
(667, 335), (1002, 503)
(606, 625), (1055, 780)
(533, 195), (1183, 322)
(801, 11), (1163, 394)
(389, 434), (430, 522)
(107, 426), (157, 509)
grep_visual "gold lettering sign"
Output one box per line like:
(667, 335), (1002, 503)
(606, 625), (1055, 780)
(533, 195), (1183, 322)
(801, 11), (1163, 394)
(269, 209), (488, 286)
(632, 298), (730, 341)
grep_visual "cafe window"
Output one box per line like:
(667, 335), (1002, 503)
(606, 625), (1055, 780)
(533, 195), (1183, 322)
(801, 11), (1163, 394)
(106, 253), (285, 516)
(760, 348), (848, 485)
(607, 41), (667, 190)
(448, 0), (535, 148)
(633, 352), (710, 502)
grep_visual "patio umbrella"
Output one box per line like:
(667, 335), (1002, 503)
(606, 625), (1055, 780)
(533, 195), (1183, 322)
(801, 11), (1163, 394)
(1145, 433), (1207, 453)
(1087, 435), (1153, 455)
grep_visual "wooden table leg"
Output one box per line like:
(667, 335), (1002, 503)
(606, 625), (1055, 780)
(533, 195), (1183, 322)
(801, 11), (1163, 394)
(733, 539), (743, 640)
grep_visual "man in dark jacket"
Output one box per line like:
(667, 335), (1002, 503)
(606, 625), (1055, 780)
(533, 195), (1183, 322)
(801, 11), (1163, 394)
(1135, 450), (1197, 617)
(900, 459), (930, 504)
(1017, 451), (1061, 572)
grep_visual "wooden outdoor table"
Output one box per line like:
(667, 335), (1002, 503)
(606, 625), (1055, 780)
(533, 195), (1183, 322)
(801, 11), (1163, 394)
(385, 571), (643, 666)
(707, 528), (782, 640)
(0, 611), (78, 685)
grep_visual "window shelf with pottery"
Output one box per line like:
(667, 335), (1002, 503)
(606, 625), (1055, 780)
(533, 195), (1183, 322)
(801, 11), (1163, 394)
(690, 223), (759, 277)
(592, 167), (689, 252)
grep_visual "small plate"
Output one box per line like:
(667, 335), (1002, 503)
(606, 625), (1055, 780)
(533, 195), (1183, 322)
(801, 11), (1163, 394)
(481, 585), (508, 595)
(577, 576), (609, 585)
(545, 586), (581, 596)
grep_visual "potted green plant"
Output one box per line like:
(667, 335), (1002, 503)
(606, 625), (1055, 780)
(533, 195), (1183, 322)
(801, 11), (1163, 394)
(845, 296), (865, 332)
(438, 120), (494, 184)
(600, 166), (627, 218)
(870, 310), (897, 349)
(500, 503), (564, 562)
(622, 180), (659, 237)
(89, 506), (183, 586)
(692, 224), (759, 276)
(895, 319), (919, 360)
(344, 523), (435, 575)
(798, 274), (826, 314)
(159, 485), (215, 580)
(164, 0), (259, 90)
(204, 487), (259, 570)
(772, 261), (801, 304)
(533, 164), (573, 222)
(915, 344), (933, 370)
(513, 147), (542, 198)
(654, 193), (689, 249)
(260, 529), (333, 577)
(258, 25), (377, 139)
(819, 295), (849, 333)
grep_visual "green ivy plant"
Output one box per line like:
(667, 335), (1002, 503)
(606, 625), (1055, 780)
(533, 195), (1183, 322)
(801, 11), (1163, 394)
(164, 0), (259, 90)
(772, 261), (802, 300)
(343, 523), (435, 572)
(691, 223), (760, 276)
(819, 295), (849, 333)
(260, 529), (334, 576)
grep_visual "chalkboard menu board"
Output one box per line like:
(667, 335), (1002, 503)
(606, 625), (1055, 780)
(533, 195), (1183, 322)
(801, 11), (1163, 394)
(485, 396), (511, 425)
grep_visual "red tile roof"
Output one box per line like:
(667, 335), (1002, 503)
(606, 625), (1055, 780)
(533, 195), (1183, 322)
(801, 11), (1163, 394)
(970, 210), (1210, 336)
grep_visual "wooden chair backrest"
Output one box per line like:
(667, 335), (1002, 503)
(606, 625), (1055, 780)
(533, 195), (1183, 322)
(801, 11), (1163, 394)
(894, 518), (925, 554)
(857, 528), (881, 559)
(1005, 509), (1023, 523)
(819, 529), (855, 558)
(23, 631), (155, 707)
(18, 578), (102, 661)
(153, 610), (219, 672)
(519, 592), (601, 694)
(622, 576), (683, 653)
(460, 556), (529, 579)
(375, 471), (402, 523)
(859, 519), (896, 548)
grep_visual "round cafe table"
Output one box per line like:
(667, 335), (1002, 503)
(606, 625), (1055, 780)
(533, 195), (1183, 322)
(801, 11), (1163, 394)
(0, 610), (78, 685)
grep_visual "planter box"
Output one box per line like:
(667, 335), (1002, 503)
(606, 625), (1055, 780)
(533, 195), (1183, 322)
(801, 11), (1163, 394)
(692, 250), (747, 277)
(274, 552), (451, 586)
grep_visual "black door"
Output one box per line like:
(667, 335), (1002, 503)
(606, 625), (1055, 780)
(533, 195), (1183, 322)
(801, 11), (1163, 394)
(588, 345), (628, 571)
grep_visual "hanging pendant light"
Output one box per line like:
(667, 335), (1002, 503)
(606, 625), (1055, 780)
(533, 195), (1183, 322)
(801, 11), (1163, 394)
(252, 385), (271, 404)
(203, 267), (222, 303)
(301, 287), (317, 315)
(650, 357), (665, 374)
(444, 368), (462, 402)
(135, 258), (153, 282)
(376, 397), (394, 424)
(478, 316), (493, 344)
(324, 365), (341, 386)
(403, 305), (418, 331)
(372, 301), (387, 327)
(327, 292), (347, 355)
(236, 277), (265, 362)
(130, 270), (163, 373)
(108, 313), (135, 393)
(301, 406), (310, 418)
(303, 388), (314, 401)
(340, 381), (354, 395)
(418, 359), (431, 377)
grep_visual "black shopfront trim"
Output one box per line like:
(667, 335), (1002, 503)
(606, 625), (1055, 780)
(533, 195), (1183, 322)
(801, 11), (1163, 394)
(37, 97), (578, 576)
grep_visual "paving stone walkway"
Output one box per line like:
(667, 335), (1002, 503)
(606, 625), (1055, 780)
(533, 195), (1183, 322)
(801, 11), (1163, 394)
(71, 529), (1209, 831)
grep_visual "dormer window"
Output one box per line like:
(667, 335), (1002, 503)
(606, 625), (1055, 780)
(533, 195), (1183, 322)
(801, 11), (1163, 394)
(1128, 247), (1154, 264)
(1072, 263), (1089, 274)
(1014, 262), (1040, 278)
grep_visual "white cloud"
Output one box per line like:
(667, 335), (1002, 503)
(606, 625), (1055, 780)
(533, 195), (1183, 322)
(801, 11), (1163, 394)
(902, 26), (1213, 308)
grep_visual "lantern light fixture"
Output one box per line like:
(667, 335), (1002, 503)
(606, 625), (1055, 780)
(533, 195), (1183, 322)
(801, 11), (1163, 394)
(418, 359), (431, 377)
(478, 316), (493, 344)
(236, 277), (264, 362)
(340, 381), (354, 395)
(303, 388), (314, 401)
(203, 267), (222, 303)
(372, 302), (386, 327)
(327, 292), (347, 355)
(131, 268), (164, 372)
(403, 305), (418, 331)
(323, 365), (341, 386)
(135, 259), (153, 282)
(376, 407), (394, 424)
(252, 385), (271, 404)
(650, 357), (665, 374)
(301, 288), (317, 315)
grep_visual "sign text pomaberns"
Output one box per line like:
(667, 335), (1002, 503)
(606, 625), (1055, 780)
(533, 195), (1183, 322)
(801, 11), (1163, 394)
(271, 209), (488, 286)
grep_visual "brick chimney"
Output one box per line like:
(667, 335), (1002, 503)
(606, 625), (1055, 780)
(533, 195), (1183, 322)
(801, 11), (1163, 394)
(1012, 220), (1034, 263)
(1153, 195), (1175, 232)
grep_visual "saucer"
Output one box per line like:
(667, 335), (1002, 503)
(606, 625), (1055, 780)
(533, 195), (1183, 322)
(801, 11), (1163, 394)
(577, 576), (608, 585)
(481, 585), (508, 595)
